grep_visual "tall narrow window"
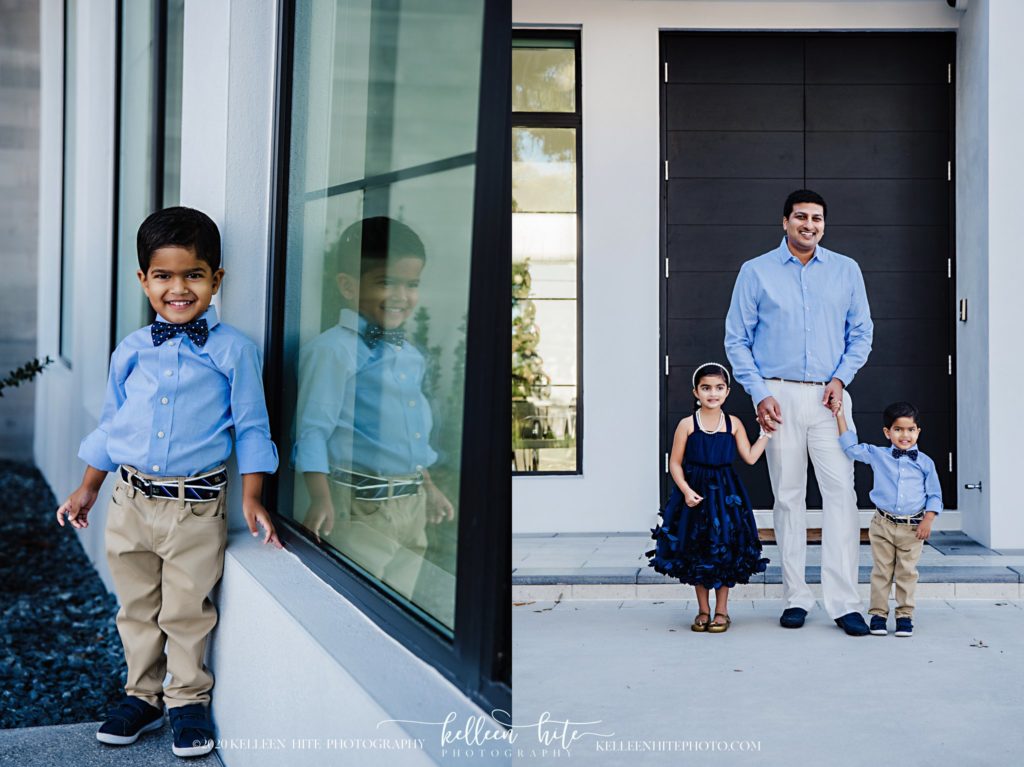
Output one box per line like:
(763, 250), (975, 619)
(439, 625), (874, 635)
(111, 0), (185, 348)
(512, 32), (581, 474)
(59, 0), (77, 364)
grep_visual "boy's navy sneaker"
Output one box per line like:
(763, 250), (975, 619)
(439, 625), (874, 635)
(894, 617), (914, 637)
(834, 612), (870, 636)
(96, 696), (164, 745)
(169, 703), (216, 758)
(869, 615), (888, 635)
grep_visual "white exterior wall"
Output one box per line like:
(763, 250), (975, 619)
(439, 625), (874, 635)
(511, 0), (970, 535)
(34, 1), (499, 764)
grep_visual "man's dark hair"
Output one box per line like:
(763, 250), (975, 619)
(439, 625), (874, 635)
(331, 216), (426, 277)
(137, 206), (221, 272)
(783, 189), (828, 220)
(883, 401), (920, 429)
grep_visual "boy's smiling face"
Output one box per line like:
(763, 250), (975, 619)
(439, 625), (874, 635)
(338, 255), (423, 330)
(883, 416), (921, 451)
(138, 246), (224, 325)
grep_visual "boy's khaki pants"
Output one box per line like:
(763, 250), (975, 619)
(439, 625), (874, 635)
(105, 470), (227, 710)
(868, 510), (924, 619)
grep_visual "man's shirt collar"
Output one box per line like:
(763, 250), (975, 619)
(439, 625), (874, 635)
(777, 236), (829, 265)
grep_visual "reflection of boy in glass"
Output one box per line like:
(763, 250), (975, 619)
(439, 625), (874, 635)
(293, 217), (453, 600)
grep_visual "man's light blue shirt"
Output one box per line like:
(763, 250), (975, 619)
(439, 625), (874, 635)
(79, 305), (279, 477)
(291, 308), (438, 477)
(725, 237), (873, 406)
(838, 432), (942, 515)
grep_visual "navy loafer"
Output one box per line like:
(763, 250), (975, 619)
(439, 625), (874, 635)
(779, 607), (807, 628)
(834, 612), (870, 636)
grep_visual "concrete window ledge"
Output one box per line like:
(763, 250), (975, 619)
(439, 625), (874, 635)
(208, 532), (504, 767)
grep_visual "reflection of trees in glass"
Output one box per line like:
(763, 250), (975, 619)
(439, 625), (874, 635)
(411, 307), (442, 402)
(512, 259), (550, 400)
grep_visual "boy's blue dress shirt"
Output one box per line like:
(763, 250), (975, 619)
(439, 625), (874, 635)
(838, 431), (942, 516)
(79, 306), (279, 477)
(292, 308), (438, 477)
(725, 238), (874, 406)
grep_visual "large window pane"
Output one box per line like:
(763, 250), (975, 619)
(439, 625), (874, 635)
(279, 0), (484, 634)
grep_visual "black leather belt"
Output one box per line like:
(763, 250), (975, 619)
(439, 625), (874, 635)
(119, 466), (227, 502)
(766, 377), (827, 386)
(876, 508), (925, 526)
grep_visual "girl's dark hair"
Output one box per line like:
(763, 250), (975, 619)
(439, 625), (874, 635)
(137, 206), (221, 272)
(883, 401), (919, 428)
(692, 363), (730, 413)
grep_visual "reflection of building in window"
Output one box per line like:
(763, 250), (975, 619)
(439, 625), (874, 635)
(512, 33), (581, 474)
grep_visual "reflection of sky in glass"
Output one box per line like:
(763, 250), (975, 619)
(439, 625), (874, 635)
(513, 128), (576, 213)
(512, 48), (575, 112)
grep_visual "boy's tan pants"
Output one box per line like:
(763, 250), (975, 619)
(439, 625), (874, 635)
(868, 510), (924, 619)
(105, 469), (228, 710)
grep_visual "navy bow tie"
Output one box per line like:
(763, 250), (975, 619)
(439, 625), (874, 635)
(361, 323), (405, 349)
(151, 318), (209, 347)
(891, 447), (918, 461)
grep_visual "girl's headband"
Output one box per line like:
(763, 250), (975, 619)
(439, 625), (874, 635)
(692, 362), (731, 389)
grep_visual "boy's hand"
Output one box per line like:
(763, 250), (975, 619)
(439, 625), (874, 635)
(425, 484), (454, 524)
(916, 513), (936, 541)
(243, 498), (283, 549)
(56, 485), (99, 529)
(301, 497), (336, 542)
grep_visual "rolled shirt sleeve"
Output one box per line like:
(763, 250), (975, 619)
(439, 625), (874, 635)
(77, 348), (127, 473)
(228, 342), (279, 475)
(922, 455), (944, 515)
(832, 266), (874, 387)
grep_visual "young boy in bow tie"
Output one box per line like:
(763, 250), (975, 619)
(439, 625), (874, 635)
(293, 216), (453, 603)
(834, 400), (942, 638)
(56, 206), (281, 757)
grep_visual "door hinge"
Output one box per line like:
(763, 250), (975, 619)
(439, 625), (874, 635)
(948, 258), (951, 279)
(665, 355), (670, 375)
(664, 160), (669, 181)
(665, 257), (669, 279)
(664, 61), (668, 83)
(948, 355), (952, 375)
(947, 161), (951, 181)
(949, 452), (953, 473)
(948, 63), (952, 84)
(665, 452), (669, 473)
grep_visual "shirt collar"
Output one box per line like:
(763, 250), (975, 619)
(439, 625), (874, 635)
(777, 236), (828, 265)
(154, 304), (220, 330)
(338, 307), (366, 335)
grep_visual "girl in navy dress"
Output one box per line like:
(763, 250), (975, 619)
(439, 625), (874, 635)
(647, 363), (770, 632)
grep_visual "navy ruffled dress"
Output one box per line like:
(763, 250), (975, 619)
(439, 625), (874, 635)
(647, 413), (769, 589)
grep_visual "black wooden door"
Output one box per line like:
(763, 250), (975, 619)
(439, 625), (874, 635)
(661, 32), (956, 510)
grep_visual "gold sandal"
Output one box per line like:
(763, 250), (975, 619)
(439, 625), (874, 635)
(691, 612), (710, 632)
(707, 612), (731, 633)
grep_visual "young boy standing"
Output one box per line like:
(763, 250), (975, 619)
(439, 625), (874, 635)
(835, 401), (942, 638)
(56, 207), (281, 757)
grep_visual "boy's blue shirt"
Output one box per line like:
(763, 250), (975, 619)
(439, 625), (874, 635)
(292, 308), (438, 477)
(79, 305), (279, 477)
(838, 431), (942, 515)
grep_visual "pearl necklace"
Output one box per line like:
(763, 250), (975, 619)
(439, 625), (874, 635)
(695, 410), (724, 435)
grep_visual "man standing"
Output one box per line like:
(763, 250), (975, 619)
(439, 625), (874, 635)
(724, 189), (873, 636)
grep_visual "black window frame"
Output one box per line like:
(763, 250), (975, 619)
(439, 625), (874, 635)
(264, 0), (511, 715)
(511, 28), (584, 477)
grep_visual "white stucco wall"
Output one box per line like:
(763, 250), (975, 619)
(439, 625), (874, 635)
(511, 0), (962, 534)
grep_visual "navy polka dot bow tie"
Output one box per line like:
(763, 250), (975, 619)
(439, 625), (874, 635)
(151, 318), (209, 348)
(361, 323), (405, 349)
(891, 447), (918, 461)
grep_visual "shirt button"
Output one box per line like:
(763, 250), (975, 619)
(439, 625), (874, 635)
(152, 465), (160, 472)
(168, 340), (175, 346)
(399, 373), (407, 380)
(409, 400), (416, 407)
(161, 397), (169, 405)
(157, 431), (165, 438)
(164, 370), (173, 377)
(414, 432), (421, 439)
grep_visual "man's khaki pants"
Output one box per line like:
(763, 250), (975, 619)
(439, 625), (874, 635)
(868, 510), (924, 619)
(105, 469), (227, 710)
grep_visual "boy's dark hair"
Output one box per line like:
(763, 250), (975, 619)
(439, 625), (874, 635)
(137, 206), (222, 272)
(331, 216), (426, 277)
(783, 189), (828, 220)
(883, 401), (920, 429)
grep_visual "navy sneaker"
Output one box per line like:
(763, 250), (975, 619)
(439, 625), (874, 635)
(834, 612), (870, 636)
(96, 696), (164, 745)
(895, 617), (914, 637)
(169, 703), (215, 758)
(869, 615), (888, 635)
(779, 607), (808, 628)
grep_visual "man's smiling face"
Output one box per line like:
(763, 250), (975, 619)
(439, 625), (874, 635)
(138, 246), (223, 324)
(783, 202), (825, 255)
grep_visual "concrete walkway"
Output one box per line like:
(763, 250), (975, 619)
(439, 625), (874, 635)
(513, 531), (1024, 600)
(513, 598), (1024, 766)
(0, 722), (222, 766)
